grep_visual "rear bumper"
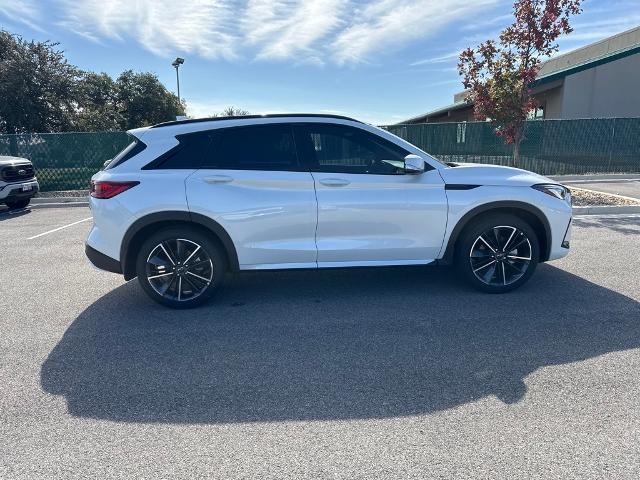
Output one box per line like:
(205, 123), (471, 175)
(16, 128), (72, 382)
(85, 243), (122, 274)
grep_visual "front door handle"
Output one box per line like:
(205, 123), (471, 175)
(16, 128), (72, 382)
(319, 178), (350, 187)
(203, 175), (233, 184)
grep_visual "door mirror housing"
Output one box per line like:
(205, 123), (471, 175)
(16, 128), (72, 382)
(404, 154), (425, 174)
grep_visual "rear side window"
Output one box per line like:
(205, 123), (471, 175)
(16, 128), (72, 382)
(202, 124), (299, 171)
(104, 138), (146, 170)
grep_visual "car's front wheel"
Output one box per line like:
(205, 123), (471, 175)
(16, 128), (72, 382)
(136, 227), (227, 308)
(6, 198), (30, 210)
(455, 214), (540, 293)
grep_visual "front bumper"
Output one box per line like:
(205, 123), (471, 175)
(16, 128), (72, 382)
(85, 243), (122, 274)
(0, 179), (39, 203)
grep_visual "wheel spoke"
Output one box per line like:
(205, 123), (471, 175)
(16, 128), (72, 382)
(148, 272), (173, 280)
(186, 270), (211, 283)
(478, 235), (496, 253)
(502, 227), (517, 252)
(507, 255), (531, 261)
(473, 259), (496, 273)
(501, 263), (507, 285)
(183, 245), (201, 266)
(177, 276), (182, 301)
(159, 242), (176, 266)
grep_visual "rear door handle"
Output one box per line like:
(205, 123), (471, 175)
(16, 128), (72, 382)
(203, 175), (233, 184)
(319, 178), (350, 187)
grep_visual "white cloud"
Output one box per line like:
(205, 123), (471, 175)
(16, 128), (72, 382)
(0, 0), (44, 31)
(410, 50), (461, 66)
(330, 0), (499, 65)
(242, 0), (344, 63)
(56, 0), (238, 59)
(460, 13), (512, 31)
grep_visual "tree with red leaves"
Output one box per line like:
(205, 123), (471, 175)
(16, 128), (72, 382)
(458, 0), (582, 166)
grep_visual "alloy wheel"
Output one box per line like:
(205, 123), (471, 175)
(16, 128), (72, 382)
(469, 225), (532, 287)
(145, 238), (213, 302)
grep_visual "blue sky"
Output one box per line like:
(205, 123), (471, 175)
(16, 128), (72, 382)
(1, 0), (638, 124)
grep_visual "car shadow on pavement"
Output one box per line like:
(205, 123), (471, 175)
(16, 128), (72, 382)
(0, 206), (31, 220)
(41, 264), (640, 424)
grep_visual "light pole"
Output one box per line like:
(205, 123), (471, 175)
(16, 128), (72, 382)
(172, 57), (185, 105)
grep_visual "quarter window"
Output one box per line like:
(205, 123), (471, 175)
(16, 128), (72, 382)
(152, 133), (212, 169)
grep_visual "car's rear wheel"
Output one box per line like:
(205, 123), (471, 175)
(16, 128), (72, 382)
(136, 227), (226, 308)
(6, 198), (30, 210)
(455, 214), (539, 293)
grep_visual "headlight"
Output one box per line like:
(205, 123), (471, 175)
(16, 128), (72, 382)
(532, 184), (571, 205)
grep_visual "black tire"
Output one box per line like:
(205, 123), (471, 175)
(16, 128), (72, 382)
(6, 198), (30, 210)
(455, 213), (539, 293)
(135, 227), (227, 308)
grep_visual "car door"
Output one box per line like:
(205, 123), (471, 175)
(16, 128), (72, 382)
(294, 123), (447, 266)
(186, 124), (318, 270)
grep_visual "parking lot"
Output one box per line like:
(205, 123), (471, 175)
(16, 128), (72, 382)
(1, 206), (640, 479)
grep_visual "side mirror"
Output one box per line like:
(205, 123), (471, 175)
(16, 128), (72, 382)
(404, 154), (425, 174)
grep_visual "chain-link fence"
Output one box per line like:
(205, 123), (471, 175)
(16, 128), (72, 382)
(0, 132), (130, 191)
(1, 118), (639, 191)
(385, 118), (640, 175)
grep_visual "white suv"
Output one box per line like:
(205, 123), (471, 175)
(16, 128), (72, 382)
(86, 114), (572, 308)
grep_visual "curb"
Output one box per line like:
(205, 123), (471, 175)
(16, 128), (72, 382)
(573, 205), (640, 215)
(30, 201), (88, 209)
(569, 186), (640, 203)
(32, 196), (88, 204)
(31, 197), (89, 209)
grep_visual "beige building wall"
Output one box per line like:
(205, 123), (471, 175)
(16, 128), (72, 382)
(559, 53), (640, 119)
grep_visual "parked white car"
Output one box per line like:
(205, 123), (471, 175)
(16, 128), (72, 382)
(86, 114), (572, 308)
(0, 156), (39, 210)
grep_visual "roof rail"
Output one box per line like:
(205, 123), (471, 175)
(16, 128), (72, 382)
(149, 113), (362, 129)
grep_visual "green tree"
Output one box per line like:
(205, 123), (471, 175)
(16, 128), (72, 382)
(74, 72), (122, 131)
(216, 106), (250, 117)
(0, 31), (79, 133)
(115, 70), (185, 129)
(458, 0), (583, 166)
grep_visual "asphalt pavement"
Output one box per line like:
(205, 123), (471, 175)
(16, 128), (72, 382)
(1, 207), (639, 479)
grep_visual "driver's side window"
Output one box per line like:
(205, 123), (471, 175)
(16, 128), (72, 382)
(300, 124), (409, 174)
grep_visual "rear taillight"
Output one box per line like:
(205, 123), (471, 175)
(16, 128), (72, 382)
(90, 181), (139, 199)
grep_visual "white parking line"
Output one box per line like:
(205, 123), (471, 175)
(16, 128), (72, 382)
(27, 217), (92, 240)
